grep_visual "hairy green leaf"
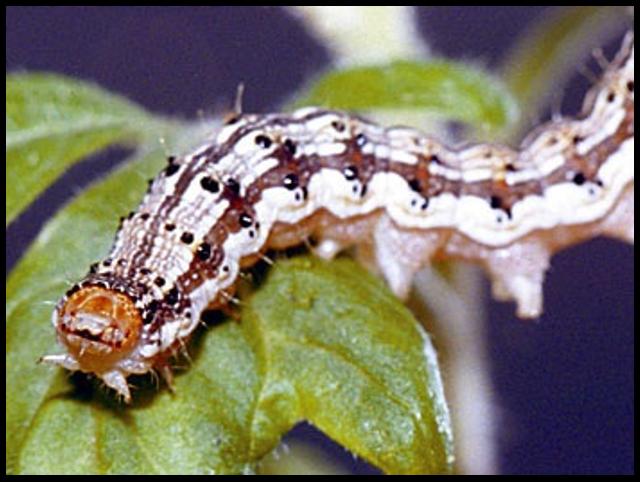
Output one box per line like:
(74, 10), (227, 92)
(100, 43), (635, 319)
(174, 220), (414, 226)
(5, 73), (160, 225)
(293, 60), (518, 135)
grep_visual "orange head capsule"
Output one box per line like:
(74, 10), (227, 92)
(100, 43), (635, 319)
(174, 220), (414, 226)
(41, 285), (144, 402)
(58, 286), (142, 363)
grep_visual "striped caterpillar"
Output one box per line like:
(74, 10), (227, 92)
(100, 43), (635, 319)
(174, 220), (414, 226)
(41, 33), (634, 402)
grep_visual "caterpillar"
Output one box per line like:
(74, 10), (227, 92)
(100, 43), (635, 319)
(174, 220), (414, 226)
(41, 33), (634, 403)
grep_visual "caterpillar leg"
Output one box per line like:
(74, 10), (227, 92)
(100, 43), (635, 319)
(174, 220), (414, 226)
(483, 240), (550, 319)
(157, 363), (176, 393)
(313, 212), (381, 260)
(314, 238), (344, 260)
(373, 215), (447, 299)
(101, 370), (132, 403)
(40, 353), (133, 402)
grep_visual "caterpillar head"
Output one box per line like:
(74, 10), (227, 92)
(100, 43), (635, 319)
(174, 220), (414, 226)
(40, 284), (143, 402)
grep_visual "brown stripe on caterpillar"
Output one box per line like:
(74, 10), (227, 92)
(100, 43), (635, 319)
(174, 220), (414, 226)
(41, 32), (634, 402)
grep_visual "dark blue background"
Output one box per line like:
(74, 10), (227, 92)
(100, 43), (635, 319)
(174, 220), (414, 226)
(6, 6), (634, 474)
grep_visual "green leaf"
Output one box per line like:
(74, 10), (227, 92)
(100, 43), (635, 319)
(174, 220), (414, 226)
(7, 141), (452, 473)
(243, 256), (453, 474)
(501, 6), (631, 138)
(293, 60), (518, 135)
(5, 72), (161, 225)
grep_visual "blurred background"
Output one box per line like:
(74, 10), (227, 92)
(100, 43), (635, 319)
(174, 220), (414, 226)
(6, 6), (633, 474)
